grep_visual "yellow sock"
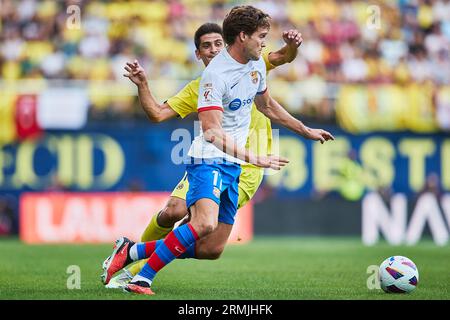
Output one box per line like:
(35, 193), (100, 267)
(140, 212), (173, 242)
(127, 259), (148, 276)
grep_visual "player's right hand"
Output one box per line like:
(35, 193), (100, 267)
(282, 29), (303, 48)
(252, 154), (289, 170)
(123, 60), (147, 85)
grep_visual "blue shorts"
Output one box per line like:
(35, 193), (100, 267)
(186, 159), (241, 225)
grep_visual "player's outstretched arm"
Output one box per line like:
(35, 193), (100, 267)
(199, 110), (289, 170)
(123, 60), (178, 123)
(268, 29), (303, 66)
(254, 91), (335, 144)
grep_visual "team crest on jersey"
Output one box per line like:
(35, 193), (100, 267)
(176, 182), (184, 190)
(250, 71), (258, 84)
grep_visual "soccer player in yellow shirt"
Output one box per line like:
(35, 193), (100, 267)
(104, 22), (333, 288)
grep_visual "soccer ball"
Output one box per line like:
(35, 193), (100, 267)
(379, 256), (419, 293)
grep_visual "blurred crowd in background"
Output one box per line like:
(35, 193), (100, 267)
(0, 0), (450, 132)
(1, 0), (449, 237)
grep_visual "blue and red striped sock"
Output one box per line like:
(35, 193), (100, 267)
(134, 239), (196, 260)
(135, 240), (162, 260)
(138, 223), (199, 281)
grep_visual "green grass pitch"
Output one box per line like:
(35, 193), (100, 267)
(0, 237), (449, 300)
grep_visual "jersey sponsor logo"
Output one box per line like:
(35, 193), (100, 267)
(250, 71), (258, 84)
(242, 98), (253, 107)
(228, 98), (242, 111)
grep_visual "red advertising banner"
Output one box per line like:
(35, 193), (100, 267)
(19, 192), (253, 244)
(15, 94), (42, 140)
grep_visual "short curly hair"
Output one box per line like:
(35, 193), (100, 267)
(194, 23), (223, 50)
(222, 6), (271, 46)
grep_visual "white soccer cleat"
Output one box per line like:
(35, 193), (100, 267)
(105, 269), (133, 289)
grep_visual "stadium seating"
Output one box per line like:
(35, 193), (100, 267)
(0, 0), (449, 137)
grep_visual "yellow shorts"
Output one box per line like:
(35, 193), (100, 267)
(170, 164), (264, 209)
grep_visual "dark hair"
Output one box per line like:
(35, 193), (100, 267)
(194, 23), (223, 49)
(222, 6), (271, 45)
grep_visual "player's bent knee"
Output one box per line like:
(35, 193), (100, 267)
(201, 223), (216, 236)
(166, 197), (187, 215)
(193, 221), (216, 238)
(160, 198), (188, 224)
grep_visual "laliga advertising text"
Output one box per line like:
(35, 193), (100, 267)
(178, 303), (273, 318)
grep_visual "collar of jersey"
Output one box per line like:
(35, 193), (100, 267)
(223, 47), (252, 69)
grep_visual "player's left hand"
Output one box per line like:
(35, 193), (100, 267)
(252, 154), (290, 170)
(304, 128), (335, 144)
(282, 29), (303, 48)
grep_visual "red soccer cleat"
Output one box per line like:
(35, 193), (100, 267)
(101, 237), (134, 285)
(124, 281), (155, 295)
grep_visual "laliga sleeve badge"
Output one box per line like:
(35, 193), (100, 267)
(202, 83), (213, 103)
(203, 89), (212, 103)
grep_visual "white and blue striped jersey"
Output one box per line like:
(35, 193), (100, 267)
(188, 48), (267, 164)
